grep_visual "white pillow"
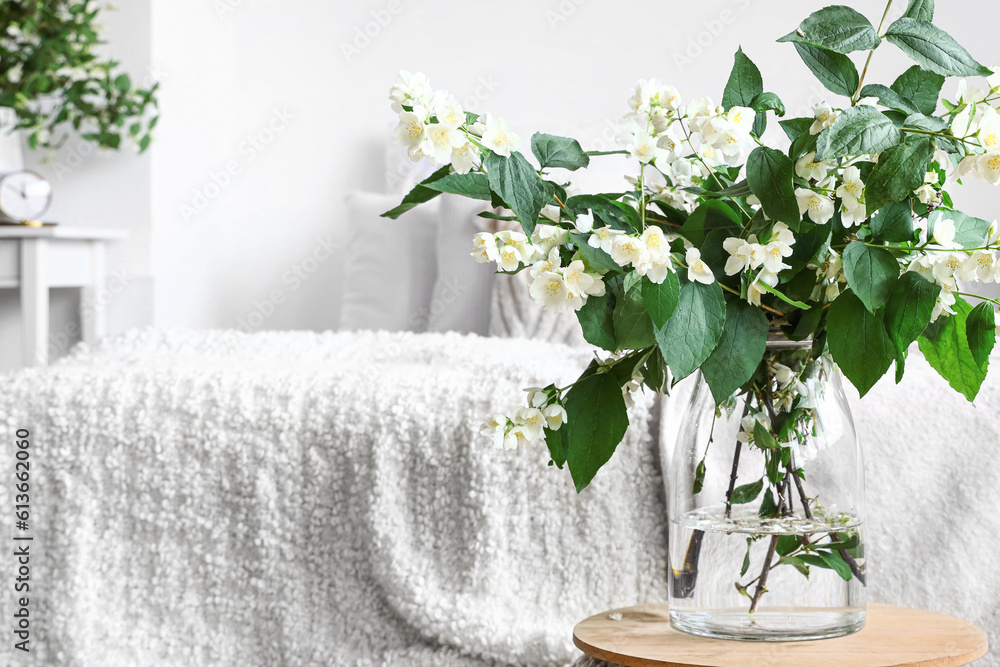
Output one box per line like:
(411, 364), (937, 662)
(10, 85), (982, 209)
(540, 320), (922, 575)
(339, 191), (439, 332)
(426, 194), (497, 335)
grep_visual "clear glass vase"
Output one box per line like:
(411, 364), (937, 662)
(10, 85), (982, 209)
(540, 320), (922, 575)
(668, 335), (866, 641)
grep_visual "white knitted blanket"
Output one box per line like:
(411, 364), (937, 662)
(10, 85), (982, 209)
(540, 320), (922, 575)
(0, 328), (668, 667)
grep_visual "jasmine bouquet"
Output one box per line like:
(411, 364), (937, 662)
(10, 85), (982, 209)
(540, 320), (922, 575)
(384, 0), (998, 496)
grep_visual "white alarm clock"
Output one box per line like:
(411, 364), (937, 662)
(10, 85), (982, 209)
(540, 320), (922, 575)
(0, 170), (52, 222)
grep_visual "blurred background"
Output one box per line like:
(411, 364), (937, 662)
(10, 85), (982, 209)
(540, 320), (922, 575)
(1, 0), (996, 370)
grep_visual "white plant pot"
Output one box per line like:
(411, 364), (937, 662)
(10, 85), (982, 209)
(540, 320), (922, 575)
(0, 108), (25, 175)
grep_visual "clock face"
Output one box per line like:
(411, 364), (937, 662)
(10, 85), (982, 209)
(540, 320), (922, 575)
(0, 171), (52, 221)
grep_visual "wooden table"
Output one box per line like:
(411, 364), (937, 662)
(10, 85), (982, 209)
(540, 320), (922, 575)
(0, 226), (128, 366)
(574, 603), (989, 667)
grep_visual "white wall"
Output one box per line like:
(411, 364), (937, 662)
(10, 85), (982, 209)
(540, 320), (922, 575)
(3, 0), (998, 368)
(0, 0), (154, 371)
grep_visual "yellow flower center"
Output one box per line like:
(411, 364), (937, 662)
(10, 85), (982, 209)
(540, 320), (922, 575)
(545, 280), (562, 296)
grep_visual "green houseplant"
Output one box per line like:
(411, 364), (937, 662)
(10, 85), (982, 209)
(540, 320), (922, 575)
(385, 0), (998, 639)
(0, 0), (158, 152)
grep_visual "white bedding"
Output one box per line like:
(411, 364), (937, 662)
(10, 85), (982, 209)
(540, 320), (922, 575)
(0, 328), (667, 666)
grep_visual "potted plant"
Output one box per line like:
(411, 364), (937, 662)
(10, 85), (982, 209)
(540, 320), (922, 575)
(384, 0), (997, 641)
(0, 0), (159, 164)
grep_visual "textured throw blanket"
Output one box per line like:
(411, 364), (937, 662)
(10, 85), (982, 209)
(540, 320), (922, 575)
(0, 329), (667, 666)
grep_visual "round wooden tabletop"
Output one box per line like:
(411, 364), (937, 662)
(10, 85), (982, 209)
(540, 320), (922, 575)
(573, 603), (989, 667)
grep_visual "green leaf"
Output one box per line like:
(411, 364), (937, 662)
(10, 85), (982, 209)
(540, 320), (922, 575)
(892, 66), (944, 116)
(780, 118), (814, 143)
(746, 147), (800, 226)
(564, 372), (630, 492)
(655, 281), (726, 381)
(576, 293), (617, 352)
(758, 489), (778, 518)
(819, 550), (853, 581)
(641, 272), (681, 329)
(928, 210), (992, 249)
(114, 73), (131, 93)
(755, 281), (812, 310)
(828, 290), (895, 397)
(777, 535), (801, 557)
(613, 279), (656, 350)
(484, 151), (548, 236)
(780, 555), (811, 578)
(777, 6), (881, 54)
(865, 135), (935, 213)
(815, 106), (902, 160)
(859, 84), (921, 116)
(885, 18), (991, 77)
(753, 421), (779, 450)
(842, 241), (900, 313)
(869, 200), (916, 242)
(423, 172), (492, 200)
(381, 165), (452, 218)
(749, 92), (785, 136)
(919, 297), (988, 402)
(793, 43), (860, 98)
(883, 271), (941, 358)
(701, 300), (768, 404)
(544, 427), (567, 468)
(741, 539), (753, 576)
(722, 47), (764, 111)
(531, 133), (590, 171)
(967, 303), (996, 369)
(902, 0), (934, 21)
(730, 478), (764, 505)
(679, 200), (741, 246)
(570, 233), (618, 274)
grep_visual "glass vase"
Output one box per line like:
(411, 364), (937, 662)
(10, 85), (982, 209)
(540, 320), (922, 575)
(668, 335), (866, 641)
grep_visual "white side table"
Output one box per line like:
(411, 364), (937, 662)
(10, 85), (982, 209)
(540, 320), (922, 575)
(0, 226), (128, 366)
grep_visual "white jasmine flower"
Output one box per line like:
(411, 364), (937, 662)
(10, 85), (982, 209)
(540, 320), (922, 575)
(573, 212), (594, 234)
(826, 281), (841, 301)
(530, 247), (563, 279)
(810, 102), (839, 135)
(930, 278), (958, 322)
(773, 363), (795, 389)
(836, 166), (867, 227)
(956, 79), (987, 105)
(435, 101), (465, 129)
(540, 205), (561, 223)
(989, 67), (1000, 91)
(451, 140), (479, 174)
(525, 387), (547, 408)
(932, 252), (966, 281)
(391, 108), (428, 148)
(686, 247), (715, 284)
(748, 269), (779, 306)
(723, 236), (763, 275)
(958, 250), (998, 282)
(796, 152), (833, 182)
(686, 97), (715, 133)
(656, 130), (683, 163)
(562, 259), (602, 298)
(698, 142), (724, 167)
(425, 123), (467, 164)
(914, 180), (940, 205)
(503, 425), (532, 451)
(480, 413), (507, 449)
(623, 129), (665, 164)
(481, 115), (521, 157)
(496, 230), (531, 272)
(531, 224), (570, 254)
(471, 232), (500, 264)
(529, 271), (571, 313)
(389, 70), (433, 110)
(515, 407), (546, 440)
(640, 258), (674, 284)
(762, 234), (794, 274)
(978, 116), (1000, 154)
(543, 404), (568, 430)
(611, 235), (651, 269)
(796, 188), (835, 225)
(933, 218), (958, 247)
(640, 226), (672, 262)
(589, 226), (626, 253)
